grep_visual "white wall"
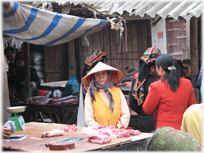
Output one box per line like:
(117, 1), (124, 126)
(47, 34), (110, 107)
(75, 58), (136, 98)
(151, 18), (167, 54)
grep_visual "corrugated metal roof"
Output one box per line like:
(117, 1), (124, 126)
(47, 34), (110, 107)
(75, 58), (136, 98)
(23, 1), (202, 20)
(84, 0), (203, 21)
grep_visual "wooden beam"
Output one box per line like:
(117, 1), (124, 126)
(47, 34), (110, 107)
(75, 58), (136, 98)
(74, 38), (82, 82)
(190, 17), (199, 103)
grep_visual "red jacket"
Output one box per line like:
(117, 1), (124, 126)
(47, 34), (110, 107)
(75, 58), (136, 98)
(143, 78), (196, 130)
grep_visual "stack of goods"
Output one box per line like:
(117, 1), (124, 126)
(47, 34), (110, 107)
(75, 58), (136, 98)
(31, 51), (46, 83)
(23, 95), (78, 106)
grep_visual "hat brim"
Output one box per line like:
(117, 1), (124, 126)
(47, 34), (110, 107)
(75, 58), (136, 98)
(82, 62), (124, 87)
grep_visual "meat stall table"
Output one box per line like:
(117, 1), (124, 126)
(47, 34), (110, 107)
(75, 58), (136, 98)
(2, 122), (153, 151)
(11, 101), (78, 124)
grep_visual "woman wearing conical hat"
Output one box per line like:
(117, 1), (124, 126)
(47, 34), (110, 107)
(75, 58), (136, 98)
(82, 62), (130, 128)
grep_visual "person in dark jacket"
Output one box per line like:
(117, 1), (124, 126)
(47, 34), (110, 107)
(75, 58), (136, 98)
(4, 46), (18, 88)
(182, 59), (192, 83)
(14, 51), (41, 98)
(129, 47), (161, 132)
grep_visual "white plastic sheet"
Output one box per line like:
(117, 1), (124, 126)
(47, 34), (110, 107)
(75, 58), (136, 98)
(77, 83), (86, 127)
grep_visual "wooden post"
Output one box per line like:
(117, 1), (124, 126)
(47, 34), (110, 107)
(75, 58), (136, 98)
(74, 38), (83, 82)
(190, 17), (199, 103)
(25, 43), (30, 98)
(67, 40), (76, 79)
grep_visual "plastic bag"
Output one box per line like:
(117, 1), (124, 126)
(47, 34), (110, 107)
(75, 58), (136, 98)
(77, 83), (86, 127)
(64, 74), (80, 96)
(4, 121), (16, 134)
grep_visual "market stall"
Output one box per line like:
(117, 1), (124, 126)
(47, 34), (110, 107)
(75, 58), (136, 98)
(3, 122), (152, 151)
(10, 95), (79, 124)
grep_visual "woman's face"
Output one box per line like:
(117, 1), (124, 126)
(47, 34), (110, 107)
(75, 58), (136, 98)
(156, 65), (164, 77)
(6, 50), (16, 62)
(94, 70), (108, 85)
(16, 60), (25, 68)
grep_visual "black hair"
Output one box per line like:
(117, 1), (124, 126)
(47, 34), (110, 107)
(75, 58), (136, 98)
(148, 61), (156, 71)
(174, 59), (184, 77)
(156, 54), (180, 92)
(4, 46), (18, 55)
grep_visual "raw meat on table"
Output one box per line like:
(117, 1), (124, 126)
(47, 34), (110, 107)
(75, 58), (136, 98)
(41, 129), (65, 138)
(61, 124), (77, 132)
(82, 125), (141, 144)
(87, 134), (111, 144)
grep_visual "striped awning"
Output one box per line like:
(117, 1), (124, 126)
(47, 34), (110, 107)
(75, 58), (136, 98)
(3, 1), (110, 46)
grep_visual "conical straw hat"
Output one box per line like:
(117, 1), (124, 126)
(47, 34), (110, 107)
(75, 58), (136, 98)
(82, 62), (124, 87)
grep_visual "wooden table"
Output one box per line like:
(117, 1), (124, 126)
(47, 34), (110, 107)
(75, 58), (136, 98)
(11, 102), (78, 124)
(2, 122), (153, 151)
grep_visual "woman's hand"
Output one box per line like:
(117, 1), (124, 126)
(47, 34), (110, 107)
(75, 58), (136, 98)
(116, 120), (126, 129)
(2, 127), (12, 138)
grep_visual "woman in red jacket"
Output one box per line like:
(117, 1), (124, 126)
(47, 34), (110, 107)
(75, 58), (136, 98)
(143, 54), (196, 130)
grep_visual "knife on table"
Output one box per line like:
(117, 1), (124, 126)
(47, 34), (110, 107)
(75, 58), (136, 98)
(39, 138), (70, 147)
(61, 137), (86, 144)
(40, 137), (86, 147)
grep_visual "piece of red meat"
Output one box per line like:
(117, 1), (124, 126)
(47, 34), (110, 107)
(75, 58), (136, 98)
(87, 134), (111, 144)
(61, 124), (77, 132)
(116, 130), (131, 138)
(112, 129), (141, 138)
(41, 129), (65, 138)
(126, 129), (141, 135)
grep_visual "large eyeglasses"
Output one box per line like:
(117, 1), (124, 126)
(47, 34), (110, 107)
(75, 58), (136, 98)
(94, 72), (107, 77)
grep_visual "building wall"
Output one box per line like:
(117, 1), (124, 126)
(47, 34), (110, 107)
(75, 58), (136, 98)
(123, 14), (191, 58)
(85, 19), (151, 77)
(151, 18), (167, 54)
(123, 14), (168, 54)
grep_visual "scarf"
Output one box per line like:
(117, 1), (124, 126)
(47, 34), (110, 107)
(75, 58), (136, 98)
(132, 47), (161, 105)
(88, 74), (114, 112)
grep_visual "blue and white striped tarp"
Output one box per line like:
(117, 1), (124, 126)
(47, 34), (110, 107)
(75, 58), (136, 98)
(3, 1), (110, 46)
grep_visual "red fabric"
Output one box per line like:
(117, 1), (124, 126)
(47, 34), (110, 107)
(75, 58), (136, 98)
(103, 71), (119, 87)
(143, 78), (196, 130)
(39, 90), (48, 96)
